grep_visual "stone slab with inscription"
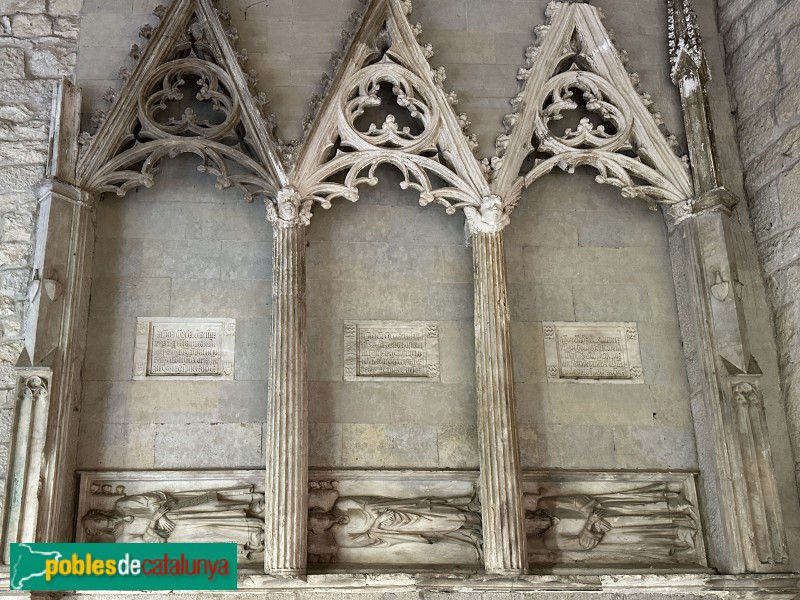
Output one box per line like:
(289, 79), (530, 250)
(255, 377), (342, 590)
(133, 317), (235, 380)
(543, 321), (644, 384)
(343, 320), (440, 382)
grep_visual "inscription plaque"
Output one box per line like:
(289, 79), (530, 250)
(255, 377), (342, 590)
(543, 322), (644, 384)
(344, 320), (440, 382)
(133, 317), (235, 380)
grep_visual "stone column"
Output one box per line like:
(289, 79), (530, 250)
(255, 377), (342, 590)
(2, 369), (50, 561)
(667, 0), (788, 573)
(471, 229), (527, 574)
(265, 189), (310, 577)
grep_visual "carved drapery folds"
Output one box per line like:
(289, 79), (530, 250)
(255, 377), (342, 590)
(76, 0), (286, 204)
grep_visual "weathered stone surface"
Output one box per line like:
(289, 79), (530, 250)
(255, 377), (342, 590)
(25, 46), (75, 78)
(10, 12), (51, 37)
(0, 165), (43, 192)
(0, 241), (33, 266)
(0, 0), (45, 13)
(48, 0), (82, 16)
(2, 211), (34, 243)
(0, 47), (25, 79)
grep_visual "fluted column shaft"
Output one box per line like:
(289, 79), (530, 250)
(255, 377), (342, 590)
(472, 230), (527, 574)
(265, 223), (308, 577)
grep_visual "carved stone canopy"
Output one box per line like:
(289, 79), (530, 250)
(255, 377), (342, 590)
(76, 0), (287, 205)
(78, 0), (695, 232)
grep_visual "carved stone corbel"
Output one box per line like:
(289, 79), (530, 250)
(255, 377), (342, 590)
(2, 369), (51, 562)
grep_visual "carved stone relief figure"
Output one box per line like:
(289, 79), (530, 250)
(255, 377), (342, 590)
(81, 486), (265, 559)
(524, 484), (699, 565)
(307, 481), (482, 564)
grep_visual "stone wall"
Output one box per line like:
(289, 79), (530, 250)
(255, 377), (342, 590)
(715, 0), (800, 493)
(509, 171), (697, 471)
(0, 0), (79, 522)
(77, 156), (271, 469)
(0, 0), (798, 568)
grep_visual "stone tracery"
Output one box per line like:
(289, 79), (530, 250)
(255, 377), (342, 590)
(4, 0), (792, 589)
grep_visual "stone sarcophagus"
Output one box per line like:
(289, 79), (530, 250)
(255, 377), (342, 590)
(76, 469), (705, 571)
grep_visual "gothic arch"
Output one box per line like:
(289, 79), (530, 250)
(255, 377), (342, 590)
(76, 0), (286, 203)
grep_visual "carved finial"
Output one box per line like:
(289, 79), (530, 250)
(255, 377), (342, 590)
(667, 0), (705, 83)
(267, 186), (313, 228)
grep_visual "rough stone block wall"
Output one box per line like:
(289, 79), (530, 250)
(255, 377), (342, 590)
(0, 0), (79, 523)
(715, 0), (800, 491)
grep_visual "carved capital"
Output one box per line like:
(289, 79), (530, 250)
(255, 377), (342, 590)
(266, 187), (313, 229)
(19, 373), (49, 404)
(465, 195), (511, 235)
(692, 186), (739, 215)
(731, 380), (763, 409)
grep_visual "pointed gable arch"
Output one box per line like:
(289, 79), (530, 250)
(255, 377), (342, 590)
(291, 0), (499, 230)
(492, 2), (694, 221)
(76, 0), (286, 203)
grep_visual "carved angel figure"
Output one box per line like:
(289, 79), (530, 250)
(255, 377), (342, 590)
(524, 483), (698, 564)
(81, 486), (265, 559)
(307, 482), (482, 563)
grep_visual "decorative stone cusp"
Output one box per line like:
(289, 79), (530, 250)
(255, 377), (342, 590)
(343, 320), (440, 382)
(543, 322), (644, 383)
(133, 317), (235, 380)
